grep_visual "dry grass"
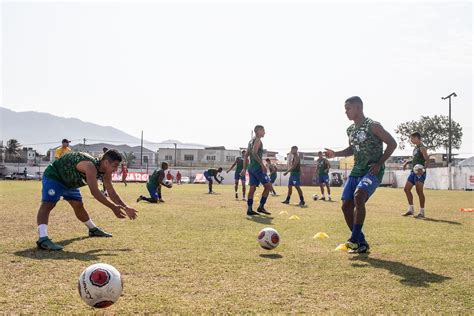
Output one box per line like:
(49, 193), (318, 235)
(0, 181), (472, 313)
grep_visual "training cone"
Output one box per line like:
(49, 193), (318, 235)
(313, 232), (329, 239)
(460, 208), (474, 212)
(289, 215), (300, 220)
(279, 211), (288, 215)
(335, 243), (348, 251)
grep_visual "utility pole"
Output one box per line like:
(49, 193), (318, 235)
(83, 138), (86, 152)
(442, 92), (457, 190)
(140, 131), (143, 168)
(173, 143), (177, 167)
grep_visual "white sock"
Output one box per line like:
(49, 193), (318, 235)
(83, 219), (97, 229)
(322, 194), (325, 198)
(408, 205), (414, 212)
(38, 224), (48, 238)
(419, 208), (425, 215)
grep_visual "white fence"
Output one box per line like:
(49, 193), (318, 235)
(391, 166), (474, 190)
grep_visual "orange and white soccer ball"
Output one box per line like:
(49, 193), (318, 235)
(257, 227), (280, 250)
(78, 263), (123, 308)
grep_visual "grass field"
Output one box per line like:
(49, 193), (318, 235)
(0, 181), (472, 313)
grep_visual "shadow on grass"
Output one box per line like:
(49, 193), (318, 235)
(350, 256), (451, 287)
(259, 253), (283, 259)
(423, 217), (461, 225)
(13, 237), (132, 261)
(246, 216), (274, 225)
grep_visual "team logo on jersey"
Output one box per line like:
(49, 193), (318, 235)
(48, 189), (56, 196)
(356, 131), (367, 142)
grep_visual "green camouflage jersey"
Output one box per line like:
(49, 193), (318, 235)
(347, 117), (384, 181)
(247, 138), (263, 172)
(235, 157), (244, 174)
(290, 155), (301, 177)
(268, 163), (277, 175)
(316, 158), (329, 176)
(412, 144), (427, 167)
(148, 169), (165, 187)
(43, 152), (102, 189)
(207, 168), (219, 177)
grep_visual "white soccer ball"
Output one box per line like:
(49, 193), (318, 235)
(257, 227), (280, 250)
(164, 180), (172, 187)
(78, 263), (123, 308)
(413, 164), (425, 173)
(312, 194), (319, 201)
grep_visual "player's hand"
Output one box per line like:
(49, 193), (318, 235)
(240, 169), (246, 177)
(324, 148), (335, 158)
(123, 206), (138, 220)
(283, 171), (288, 176)
(369, 163), (382, 176)
(111, 205), (127, 219)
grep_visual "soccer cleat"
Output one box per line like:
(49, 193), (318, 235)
(319, 197), (326, 201)
(246, 209), (260, 216)
(158, 199), (165, 203)
(344, 240), (359, 251)
(348, 241), (370, 254)
(235, 193), (239, 199)
(414, 213), (425, 219)
(257, 206), (271, 215)
(281, 200), (290, 204)
(242, 197), (246, 201)
(402, 210), (414, 216)
(298, 201), (306, 207)
(136, 195), (143, 203)
(37, 237), (64, 251)
(89, 227), (113, 237)
(328, 197), (332, 201)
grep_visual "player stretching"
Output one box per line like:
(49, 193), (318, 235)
(226, 150), (247, 200)
(325, 96), (396, 253)
(137, 162), (172, 203)
(316, 151), (331, 201)
(241, 125), (273, 216)
(36, 150), (138, 251)
(401, 132), (430, 219)
(266, 158), (278, 195)
(282, 146), (305, 206)
(204, 167), (223, 194)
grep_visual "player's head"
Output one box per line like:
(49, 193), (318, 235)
(291, 146), (298, 154)
(100, 149), (122, 173)
(241, 149), (247, 157)
(344, 96), (364, 120)
(217, 167), (223, 173)
(265, 158), (271, 164)
(318, 151), (323, 158)
(161, 162), (169, 170)
(61, 138), (70, 148)
(254, 125), (265, 138)
(410, 132), (422, 144)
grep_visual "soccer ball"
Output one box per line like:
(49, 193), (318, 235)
(78, 263), (123, 308)
(312, 194), (319, 201)
(164, 180), (173, 187)
(257, 227), (280, 250)
(413, 164), (425, 175)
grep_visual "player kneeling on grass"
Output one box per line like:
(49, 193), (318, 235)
(137, 162), (172, 203)
(36, 150), (138, 251)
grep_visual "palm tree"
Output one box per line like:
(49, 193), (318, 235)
(122, 152), (136, 168)
(5, 139), (21, 162)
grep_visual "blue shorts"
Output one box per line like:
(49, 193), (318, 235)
(318, 175), (329, 185)
(234, 172), (246, 182)
(146, 184), (160, 199)
(288, 174), (301, 186)
(407, 171), (426, 185)
(41, 177), (82, 203)
(270, 173), (277, 184)
(249, 169), (271, 186)
(204, 171), (213, 183)
(341, 173), (380, 201)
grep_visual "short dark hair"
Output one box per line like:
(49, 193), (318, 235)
(318, 151), (323, 155)
(218, 167), (223, 172)
(161, 162), (168, 169)
(254, 125), (264, 133)
(291, 145), (298, 150)
(265, 158), (271, 162)
(102, 149), (122, 163)
(410, 132), (421, 139)
(345, 96), (363, 106)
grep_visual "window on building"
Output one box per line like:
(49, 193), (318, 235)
(206, 155), (216, 161)
(143, 156), (149, 163)
(165, 155), (173, 161)
(184, 155), (194, 161)
(226, 156), (236, 162)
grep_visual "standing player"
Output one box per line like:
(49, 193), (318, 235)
(282, 146), (305, 206)
(316, 151), (332, 201)
(121, 162), (128, 187)
(204, 167), (223, 194)
(36, 150), (138, 251)
(266, 158), (278, 195)
(226, 150), (247, 200)
(137, 162), (172, 203)
(401, 132), (430, 219)
(176, 171), (182, 185)
(241, 125), (273, 216)
(325, 96), (396, 253)
(54, 138), (72, 160)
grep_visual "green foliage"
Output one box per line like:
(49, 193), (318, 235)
(395, 115), (463, 151)
(122, 151), (136, 167)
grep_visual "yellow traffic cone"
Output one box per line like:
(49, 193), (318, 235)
(313, 232), (329, 239)
(289, 215), (300, 220)
(335, 243), (348, 251)
(279, 211), (288, 215)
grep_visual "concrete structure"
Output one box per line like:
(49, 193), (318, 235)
(158, 146), (241, 168)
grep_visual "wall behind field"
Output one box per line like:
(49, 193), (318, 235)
(391, 167), (474, 190)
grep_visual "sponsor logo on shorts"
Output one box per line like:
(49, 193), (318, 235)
(361, 178), (373, 186)
(48, 189), (56, 196)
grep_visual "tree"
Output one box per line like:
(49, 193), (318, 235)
(395, 115), (463, 152)
(122, 152), (136, 168)
(5, 139), (22, 162)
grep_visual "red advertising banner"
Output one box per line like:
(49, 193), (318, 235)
(112, 172), (149, 182)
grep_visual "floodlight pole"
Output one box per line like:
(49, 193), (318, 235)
(441, 92), (457, 190)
